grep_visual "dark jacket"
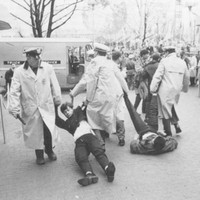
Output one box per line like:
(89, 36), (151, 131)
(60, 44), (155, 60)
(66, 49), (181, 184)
(55, 106), (86, 135)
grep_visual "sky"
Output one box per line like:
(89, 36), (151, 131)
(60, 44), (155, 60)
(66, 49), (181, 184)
(0, 0), (200, 45)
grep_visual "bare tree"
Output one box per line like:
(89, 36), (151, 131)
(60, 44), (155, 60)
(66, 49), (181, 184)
(10, 0), (84, 37)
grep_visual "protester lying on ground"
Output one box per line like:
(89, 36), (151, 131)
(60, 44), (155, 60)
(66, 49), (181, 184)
(55, 102), (116, 186)
(123, 92), (178, 155)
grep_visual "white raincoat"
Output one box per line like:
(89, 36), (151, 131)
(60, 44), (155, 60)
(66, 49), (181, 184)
(71, 56), (129, 134)
(9, 61), (62, 149)
(150, 53), (189, 119)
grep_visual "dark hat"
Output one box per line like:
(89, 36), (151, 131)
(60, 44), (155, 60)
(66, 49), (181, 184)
(153, 136), (166, 151)
(94, 43), (110, 53)
(60, 102), (73, 113)
(23, 47), (42, 56)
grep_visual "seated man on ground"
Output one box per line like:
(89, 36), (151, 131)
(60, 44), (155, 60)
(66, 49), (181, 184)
(55, 102), (116, 186)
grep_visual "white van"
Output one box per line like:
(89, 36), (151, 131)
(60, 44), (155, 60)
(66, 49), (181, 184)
(0, 37), (93, 89)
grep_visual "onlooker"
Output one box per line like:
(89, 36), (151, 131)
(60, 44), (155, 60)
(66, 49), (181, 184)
(8, 47), (62, 165)
(55, 102), (116, 186)
(126, 54), (136, 90)
(5, 63), (16, 89)
(150, 46), (189, 136)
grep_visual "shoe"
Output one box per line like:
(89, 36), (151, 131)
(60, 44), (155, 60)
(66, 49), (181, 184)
(35, 150), (45, 165)
(118, 139), (125, 146)
(174, 124), (182, 134)
(45, 151), (57, 161)
(78, 173), (98, 186)
(105, 162), (116, 182)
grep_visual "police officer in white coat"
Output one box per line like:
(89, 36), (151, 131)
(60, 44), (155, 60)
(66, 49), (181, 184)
(150, 46), (189, 136)
(9, 48), (62, 165)
(70, 43), (129, 147)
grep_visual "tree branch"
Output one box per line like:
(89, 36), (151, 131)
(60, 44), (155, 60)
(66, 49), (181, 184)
(54, 0), (83, 17)
(10, 0), (30, 12)
(10, 13), (32, 27)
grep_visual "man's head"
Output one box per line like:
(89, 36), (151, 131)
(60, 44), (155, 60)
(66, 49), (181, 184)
(142, 132), (166, 151)
(94, 43), (109, 56)
(153, 135), (166, 151)
(164, 46), (176, 56)
(87, 49), (95, 61)
(152, 53), (161, 62)
(60, 102), (73, 118)
(24, 48), (42, 68)
(11, 64), (16, 71)
(112, 51), (122, 64)
(140, 49), (149, 60)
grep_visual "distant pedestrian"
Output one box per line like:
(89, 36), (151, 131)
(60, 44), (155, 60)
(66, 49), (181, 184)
(8, 47), (62, 165)
(5, 63), (16, 89)
(55, 102), (116, 186)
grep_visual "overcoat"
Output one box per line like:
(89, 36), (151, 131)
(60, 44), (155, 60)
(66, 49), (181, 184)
(9, 61), (62, 149)
(150, 53), (189, 119)
(71, 56), (129, 134)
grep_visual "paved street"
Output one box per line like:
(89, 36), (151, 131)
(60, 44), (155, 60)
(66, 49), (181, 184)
(0, 86), (200, 200)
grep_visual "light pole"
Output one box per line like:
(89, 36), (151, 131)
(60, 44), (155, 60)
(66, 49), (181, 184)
(88, 0), (96, 45)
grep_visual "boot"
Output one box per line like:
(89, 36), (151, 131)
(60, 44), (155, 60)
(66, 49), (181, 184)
(78, 173), (98, 186)
(45, 148), (57, 161)
(174, 123), (182, 134)
(35, 150), (45, 165)
(162, 118), (172, 136)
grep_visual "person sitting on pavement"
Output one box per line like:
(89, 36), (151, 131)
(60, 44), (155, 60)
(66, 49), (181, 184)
(55, 101), (116, 186)
(123, 92), (178, 155)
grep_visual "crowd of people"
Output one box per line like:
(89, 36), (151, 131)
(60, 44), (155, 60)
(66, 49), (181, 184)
(6, 42), (193, 187)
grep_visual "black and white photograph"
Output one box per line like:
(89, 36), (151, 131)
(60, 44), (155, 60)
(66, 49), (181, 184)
(0, 0), (200, 200)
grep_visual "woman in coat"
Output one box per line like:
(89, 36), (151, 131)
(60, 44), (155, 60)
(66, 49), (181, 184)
(9, 48), (62, 165)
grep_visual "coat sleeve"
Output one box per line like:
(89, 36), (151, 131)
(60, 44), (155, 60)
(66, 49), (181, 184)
(114, 66), (129, 94)
(49, 65), (62, 106)
(150, 62), (165, 93)
(8, 69), (21, 115)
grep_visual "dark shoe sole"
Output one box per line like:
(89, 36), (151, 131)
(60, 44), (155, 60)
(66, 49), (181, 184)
(106, 162), (116, 182)
(176, 127), (182, 134)
(78, 176), (98, 186)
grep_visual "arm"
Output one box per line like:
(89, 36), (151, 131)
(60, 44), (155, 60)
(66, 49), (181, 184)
(49, 64), (62, 106)
(150, 61), (165, 93)
(8, 69), (21, 118)
(182, 66), (190, 93)
(114, 65), (129, 94)
(55, 106), (71, 132)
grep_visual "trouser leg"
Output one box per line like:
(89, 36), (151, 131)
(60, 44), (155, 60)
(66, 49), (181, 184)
(87, 134), (109, 171)
(134, 94), (141, 111)
(93, 129), (105, 149)
(75, 137), (93, 175)
(43, 122), (53, 154)
(116, 120), (125, 140)
(162, 118), (172, 136)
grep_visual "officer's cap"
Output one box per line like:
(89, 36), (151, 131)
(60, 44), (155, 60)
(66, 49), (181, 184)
(94, 43), (110, 53)
(164, 46), (176, 52)
(23, 47), (42, 56)
(87, 49), (95, 56)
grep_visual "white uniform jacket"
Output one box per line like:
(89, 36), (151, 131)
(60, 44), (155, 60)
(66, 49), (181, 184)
(9, 61), (62, 149)
(71, 56), (129, 134)
(150, 53), (189, 119)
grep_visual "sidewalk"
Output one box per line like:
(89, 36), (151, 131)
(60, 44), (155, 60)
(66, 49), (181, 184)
(0, 88), (200, 200)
